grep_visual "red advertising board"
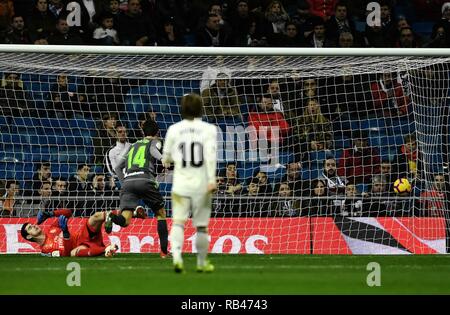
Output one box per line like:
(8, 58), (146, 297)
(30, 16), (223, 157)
(0, 217), (446, 254)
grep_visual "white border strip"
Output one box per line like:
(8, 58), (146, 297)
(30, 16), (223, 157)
(1, 45), (450, 56)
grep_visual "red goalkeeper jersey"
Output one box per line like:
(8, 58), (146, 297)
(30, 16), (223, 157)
(40, 221), (74, 257)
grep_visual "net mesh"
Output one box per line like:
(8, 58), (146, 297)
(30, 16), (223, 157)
(0, 52), (449, 254)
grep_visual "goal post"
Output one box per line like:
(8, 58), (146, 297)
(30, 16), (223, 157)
(0, 45), (449, 255)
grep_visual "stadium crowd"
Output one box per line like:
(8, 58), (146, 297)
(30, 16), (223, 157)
(0, 0), (448, 218)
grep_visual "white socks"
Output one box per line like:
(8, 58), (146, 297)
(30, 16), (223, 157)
(196, 231), (209, 267)
(170, 224), (184, 264)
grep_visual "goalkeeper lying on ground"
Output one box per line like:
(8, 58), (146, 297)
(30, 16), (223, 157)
(20, 209), (119, 257)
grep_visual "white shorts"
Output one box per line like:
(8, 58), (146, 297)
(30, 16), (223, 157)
(171, 192), (212, 227)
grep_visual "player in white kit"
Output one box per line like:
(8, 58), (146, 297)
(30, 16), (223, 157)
(162, 93), (217, 273)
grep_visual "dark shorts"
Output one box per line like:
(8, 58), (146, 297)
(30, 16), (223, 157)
(75, 220), (105, 248)
(120, 179), (165, 212)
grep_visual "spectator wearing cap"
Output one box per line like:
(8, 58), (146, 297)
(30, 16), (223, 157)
(337, 130), (381, 184)
(229, 0), (253, 45)
(93, 11), (119, 45)
(117, 0), (156, 46)
(201, 71), (242, 124)
(157, 16), (184, 46)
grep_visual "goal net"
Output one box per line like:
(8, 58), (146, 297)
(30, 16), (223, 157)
(0, 46), (449, 255)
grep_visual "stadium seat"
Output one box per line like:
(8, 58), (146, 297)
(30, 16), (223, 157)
(11, 117), (42, 134)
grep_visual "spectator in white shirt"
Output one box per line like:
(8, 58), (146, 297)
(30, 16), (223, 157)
(93, 12), (119, 45)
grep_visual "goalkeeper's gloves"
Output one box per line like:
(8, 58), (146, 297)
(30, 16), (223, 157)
(36, 209), (55, 225)
(58, 215), (70, 239)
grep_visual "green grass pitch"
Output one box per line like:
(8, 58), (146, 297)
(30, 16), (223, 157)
(1, 254), (449, 294)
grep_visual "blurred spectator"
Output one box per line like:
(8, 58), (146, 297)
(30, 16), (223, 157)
(248, 94), (290, 145)
(157, 16), (184, 46)
(1, 180), (19, 217)
(218, 162), (244, 196)
(326, 73), (373, 119)
(420, 174), (446, 216)
(307, 0), (337, 20)
(93, 113), (118, 165)
(48, 16), (84, 45)
(117, 0), (156, 46)
(129, 111), (156, 143)
(84, 75), (131, 119)
(196, 13), (231, 46)
(0, 72), (32, 117)
(229, 0), (254, 46)
(265, 79), (287, 115)
(396, 26), (422, 47)
(49, 74), (85, 118)
(273, 182), (300, 217)
(289, 0), (312, 38)
(93, 11), (119, 45)
(50, 177), (69, 209)
(309, 132), (332, 152)
(37, 180), (52, 209)
(340, 184), (363, 216)
(305, 15), (334, 47)
(262, 0), (290, 46)
(27, 0), (56, 43)
(324, 2), (356, 43)
(68, 164), (91, 193)
(204, 2), (232, 36)
(276, 21), (305, 46)
(338, 130), (381, 184)
(240, 177), (272, 217)
(31, 162), (53, 197)
(363, 1), (396, 47)
(201, 71), (242, 123)
(300, 178), (330, 216)
(48, 0), (63, 19)
(321, 158), (346, 196)
(363, 174), (390, 216)
(254, 170), (273, 195)
(370, 72), (411, 117)
(380, 160), (397, 185)
(106, 123), (131, 177)
(282, 161), (306, 196)
(337, 31), (354, 47)
(425, 21), (450, 47)
(293, 98), (331, 158)
(90, 173), (117, 212)
(4, 15), (31, 44)
(0, 0), (14, 33)
(394, 133), (422, 181)
(199, 56), (231, 92)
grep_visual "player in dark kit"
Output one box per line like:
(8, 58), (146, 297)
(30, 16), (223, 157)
(105, 119), (169, 258)
(21, 209), (118, 257)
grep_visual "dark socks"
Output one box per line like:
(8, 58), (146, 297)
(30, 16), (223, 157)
(157, 219), (169, 254)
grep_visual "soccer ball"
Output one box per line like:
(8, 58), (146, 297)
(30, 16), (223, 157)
(393, 178), (412, 194)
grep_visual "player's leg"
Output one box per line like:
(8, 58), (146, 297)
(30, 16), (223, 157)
(147, 185), (169, 257)
(70, 244), (105, 257)
(192, 193), (214, 273)
(105, 182), (139, 233)
(170, 192), (190, 273)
